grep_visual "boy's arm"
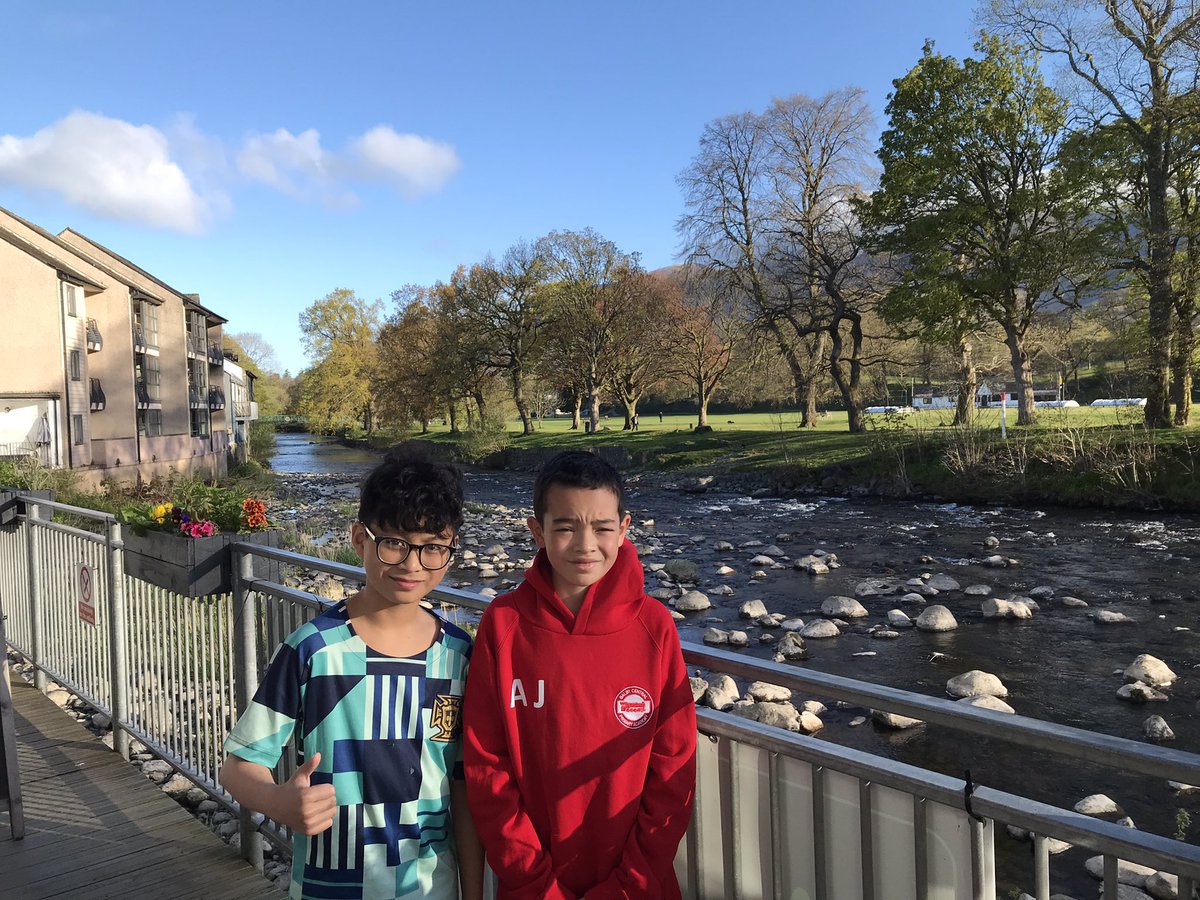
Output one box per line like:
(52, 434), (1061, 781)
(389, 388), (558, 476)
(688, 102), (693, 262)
(462, 627), (576, 900)
(219, 753), (337, 835)
(585, 632), (698, 899)
(451, 780), (484, 900)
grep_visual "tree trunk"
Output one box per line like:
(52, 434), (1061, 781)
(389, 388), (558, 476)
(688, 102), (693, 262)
(828, 316), (865, 434)
(1003, 325), (1036, 426)
(511, 367), (534, 435)
(420, 419), (429, 434)
(1172, 240), (1198, 426)
(1144, 124), (1174, 428)
(953, 338), (976, 426)
(473, 390), (487, 426)
(570, 393), (582, 431)
(447, 400), (458, 434)
(802, 377), (818, 427)
(586, 367), (600, 433)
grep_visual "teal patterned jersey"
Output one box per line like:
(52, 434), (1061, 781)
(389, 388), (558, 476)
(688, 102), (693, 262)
(224, 602), (472, 900)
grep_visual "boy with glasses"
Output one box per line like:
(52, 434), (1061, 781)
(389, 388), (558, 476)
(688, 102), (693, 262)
(220, 446), (483, 900)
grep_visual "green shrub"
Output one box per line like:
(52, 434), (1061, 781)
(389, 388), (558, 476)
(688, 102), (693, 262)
(229, 460), (263, 478)
(457, 421), (510, 463)
(247, 421), (277, 464)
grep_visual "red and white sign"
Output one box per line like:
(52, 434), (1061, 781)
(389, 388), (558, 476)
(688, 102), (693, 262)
(614, 686), (654, 729)
(78, 562), (96, 626)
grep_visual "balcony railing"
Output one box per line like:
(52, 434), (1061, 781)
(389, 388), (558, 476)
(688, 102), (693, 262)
(85, 319), (103, 352)
(232, 400), (259, 421)
(188, 383), (207, 408)
(88, 378), (106, 412)
(135, 380), (160, 409)
(132, 327), (147, 354)
(186, 334), (204, 358)
(207, 342), (224, 367)
(207, 387), (226, 410)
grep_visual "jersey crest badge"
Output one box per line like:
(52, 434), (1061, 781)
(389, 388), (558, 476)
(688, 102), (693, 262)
(430, 693), (463, 742)
(614, 686), (654, 729)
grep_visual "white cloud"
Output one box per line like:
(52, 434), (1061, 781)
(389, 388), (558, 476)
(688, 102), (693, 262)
(0, 111), (215, 234)
(350, 126), (462, 198)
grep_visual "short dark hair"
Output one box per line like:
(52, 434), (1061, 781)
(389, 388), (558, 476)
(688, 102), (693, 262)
(532, 450), (624, 521)
(358, 443), (464, 535)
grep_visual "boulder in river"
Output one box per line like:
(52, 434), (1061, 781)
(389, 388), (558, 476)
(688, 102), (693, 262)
(982, 598), (1033, 620)
(1123, 654), (1176, 688)
(674, 591), (711, 612)
(821, 596), (868, 618)
(927, 574), (960, 592)
(800, 620), (841, 639)
(702, 675), (739, 710)
(915, 606), (957, 632)
(871, 709), (924, 730)
(774, 632), (809, 661)
(1093, 609), (1137, 625)
(664, 559), (700, 582)
(1117, 681), (1169, 703)
(958, 695), (1015, 714)
(739, 599), (769, 619)
(1142, 715), (1175, 742)
(747, 681), (792, 703)
(946, 670), (1008, 699)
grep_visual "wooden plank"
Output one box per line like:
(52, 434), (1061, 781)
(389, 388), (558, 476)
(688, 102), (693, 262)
(0, 678), (273, 899)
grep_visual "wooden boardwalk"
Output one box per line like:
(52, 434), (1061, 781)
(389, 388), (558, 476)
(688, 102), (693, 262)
(0, 676), (279, 899)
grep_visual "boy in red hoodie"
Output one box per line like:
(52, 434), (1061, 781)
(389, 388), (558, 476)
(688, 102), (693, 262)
(463, 450), (697, 899)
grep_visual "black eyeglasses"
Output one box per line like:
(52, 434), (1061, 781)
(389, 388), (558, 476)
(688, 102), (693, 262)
(359, 523), (457, 570)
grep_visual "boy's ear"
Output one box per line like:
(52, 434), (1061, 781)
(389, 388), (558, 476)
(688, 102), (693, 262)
(350, 523), (367, 561)
(619, 511), (632, 540)
(526, 515), (546, 549)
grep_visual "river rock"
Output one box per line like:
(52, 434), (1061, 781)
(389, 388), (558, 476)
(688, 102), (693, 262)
(900, 592), (927, 605)
(915, 606), (957, 632)
(716, 565), (736, 576)
(1005, 825), (1071, 854)
(958, 695), (1015, 714)
(1142, 715), (1175, 742)
(821, 596), (868, 618)
(984, 535), (1000, 549)
(674, 591), (711, 612)
(712, 584), (736, 597)
(739, 599), (769, 619)
(855, 578), (899, 597)
(664, 559), (700, 582)
(800, 620), (841, 639)
(747, 681), (792, 703)
(1028, 585), (1054, 600)
(702, 675), (739, 710)
(871, 709), (924, 729)
(728, 630), (750, 647)
(1094, 609), (1137, 625)
(887, 609), (913, 628)
(927, 574), (960, 591)
(1084, 856), (1155, 886)
(982, 598), (1033, 620)
(763, 545), (784, 556)
(1061, 596), (1089, 608)
(774, 632), (809, 661)
(703, 628), (730, 645)
(780, 617), (805, 631)
(1075, 794), (1123, 817)
(1118, 682), (1169, 703)
(1124, 654), (1177, 688)
(650, 587), (675, 601)
(730, 700), (808, 732)
(749, 554), (775, 566)
(964, 584), (992, 596)
(689, 677), (708, 703)
(799, 700), (827, 715)
(946, 670), (1008, 699)
(794, 555), (830, 574)
(714, 540), (734, 551)
(91, 712), (112, 730)
(1144, 871), (1178, 900)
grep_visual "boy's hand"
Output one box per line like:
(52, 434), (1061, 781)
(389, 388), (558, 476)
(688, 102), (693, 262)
(276, 753), (337, 835)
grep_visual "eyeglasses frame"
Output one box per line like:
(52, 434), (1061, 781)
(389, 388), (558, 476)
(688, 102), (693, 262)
(358, 522), (458, 570)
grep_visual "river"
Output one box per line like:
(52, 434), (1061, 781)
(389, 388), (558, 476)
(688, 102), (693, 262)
(272, 433), (1200, 895)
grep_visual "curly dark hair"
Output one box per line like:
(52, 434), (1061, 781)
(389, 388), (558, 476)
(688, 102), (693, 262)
(358, 443), (464, 536)
(532, 450), (624, 521)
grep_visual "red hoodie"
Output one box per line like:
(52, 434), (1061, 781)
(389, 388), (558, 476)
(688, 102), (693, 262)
(463, 540), (697, 900)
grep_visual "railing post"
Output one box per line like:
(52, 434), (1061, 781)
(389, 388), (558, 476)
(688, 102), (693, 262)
(106, 519), (130, 760)
(24, 502), (45, 692)
(231, 545), (264, 870)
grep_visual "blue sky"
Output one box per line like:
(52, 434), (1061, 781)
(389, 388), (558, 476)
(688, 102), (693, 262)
(2, 2), (979, 375)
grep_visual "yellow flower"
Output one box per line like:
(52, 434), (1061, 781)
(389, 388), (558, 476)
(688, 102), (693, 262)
(152, 505), (166, 519)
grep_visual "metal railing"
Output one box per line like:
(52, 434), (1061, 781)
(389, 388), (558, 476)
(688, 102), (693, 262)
(89, 377), (106, 411)
(1, 495), (1198, 900)
(208, 342), (224, 366)
(86, 318), (103, 351)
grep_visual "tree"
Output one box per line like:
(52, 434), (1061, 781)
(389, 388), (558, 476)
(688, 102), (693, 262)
(863, 36), (1092, 425)
(373, 289), (446, 432)
(989, 0), (1200, 427)
(537, 229), (640, 433)
(296, 289), (381, 432)
(604, 269), (677, 428)
(226, 331), (280, 373)
(222, 332), (288, 417)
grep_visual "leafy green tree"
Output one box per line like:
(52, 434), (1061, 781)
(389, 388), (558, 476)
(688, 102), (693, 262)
(989, 0), (1200, 427)
(297, 289), (381, 432)
(373, 288), (446, 432)
(864, 35), (1092, 425)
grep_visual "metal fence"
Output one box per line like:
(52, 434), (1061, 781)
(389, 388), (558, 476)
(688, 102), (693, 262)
(2, 495), (1199, 900)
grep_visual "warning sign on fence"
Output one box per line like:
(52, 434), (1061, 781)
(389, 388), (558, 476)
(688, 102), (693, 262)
(78, 562), (96, 626)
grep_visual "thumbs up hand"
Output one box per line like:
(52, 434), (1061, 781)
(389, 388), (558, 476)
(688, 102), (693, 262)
(275, 753), (337, 835)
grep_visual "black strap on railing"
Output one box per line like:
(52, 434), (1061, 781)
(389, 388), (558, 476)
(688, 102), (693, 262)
(963, 769), (985, 824)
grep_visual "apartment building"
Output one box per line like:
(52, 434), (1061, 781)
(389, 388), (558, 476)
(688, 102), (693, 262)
(0, 206), (256, 486)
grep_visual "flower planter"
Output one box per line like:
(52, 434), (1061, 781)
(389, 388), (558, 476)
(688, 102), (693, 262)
(121, 528), (282, 597)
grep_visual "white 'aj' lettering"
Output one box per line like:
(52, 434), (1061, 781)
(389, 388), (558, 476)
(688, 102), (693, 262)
(509, 678), (545, 709)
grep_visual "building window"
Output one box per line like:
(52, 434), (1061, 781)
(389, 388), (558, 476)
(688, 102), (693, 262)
(61, 281), (78, 316)
(72, 414), (84, 445)
(137, 409), (163, 437)
(70, 350), (81, 381)
(190, 407), (210, 438)
(132, 299), (160, 349)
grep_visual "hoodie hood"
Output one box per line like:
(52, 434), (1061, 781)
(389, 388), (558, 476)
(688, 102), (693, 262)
(517, 538), (647, 635)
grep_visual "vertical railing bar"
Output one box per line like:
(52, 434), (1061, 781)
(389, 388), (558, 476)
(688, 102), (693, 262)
(27, 505), (45, 691)
(1103, 855), (1117, 900)
(687, 742), (702, 900)
(106, 519), (128, 758)
(971, 816), (988, 900)
(860, 780), (875, 900)
(914, 795), (928, 900)
(812, 765), (827, 900)
(1177, 875), (1193, 900)
(232, 548), (264, 870)
(1032, 833), (1050, 900)
(189, 595), (200, 772)
(729, 740), (742, 900)
(769, 752), (782, 900)
(717, 735), (737, 900)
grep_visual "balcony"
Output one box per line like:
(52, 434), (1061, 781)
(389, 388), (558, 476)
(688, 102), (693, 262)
(188, 383), (207, 408)
(135, 380), (161, 410)
(232, 400), (259, 421)
(132, 327), (147, 354)
(186, 334), (205, 359)
(85, 319), (102, 352)
(207, 387), (226, 410)
(207, 341), (224, 367)
(89, 378), (106, 412)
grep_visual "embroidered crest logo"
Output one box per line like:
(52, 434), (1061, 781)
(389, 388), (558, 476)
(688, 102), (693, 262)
(614, 686), (654, 729)
(430, 694), (463, 742)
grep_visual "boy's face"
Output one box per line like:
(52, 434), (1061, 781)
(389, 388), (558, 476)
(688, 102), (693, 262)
(351, 521), (455, 609)
(527, 485), (631, 605)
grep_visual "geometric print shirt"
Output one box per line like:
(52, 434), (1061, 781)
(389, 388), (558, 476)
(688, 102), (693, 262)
(224, 602), (472, 900)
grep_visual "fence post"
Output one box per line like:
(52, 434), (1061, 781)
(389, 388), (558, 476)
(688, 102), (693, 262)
(231, 545), (264, 870)
(24, 503), (45, 692)
(105, 519), (130, 760)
